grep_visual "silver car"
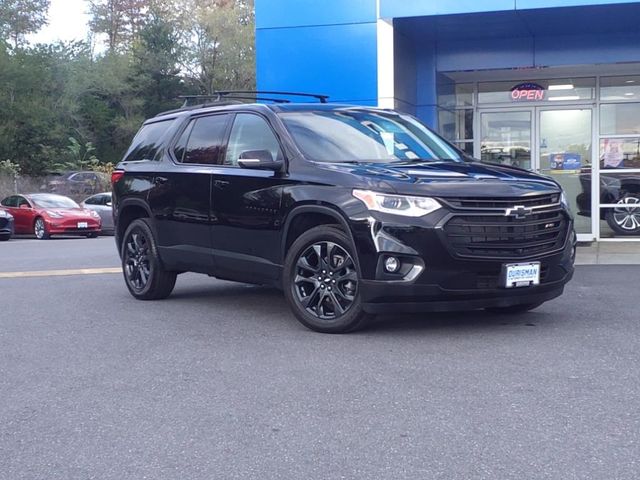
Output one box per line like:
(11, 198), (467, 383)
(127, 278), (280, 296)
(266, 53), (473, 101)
(81, 192), (113, 234)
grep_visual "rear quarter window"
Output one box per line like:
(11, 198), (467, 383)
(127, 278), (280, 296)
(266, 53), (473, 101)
(123, 119), (174, 162)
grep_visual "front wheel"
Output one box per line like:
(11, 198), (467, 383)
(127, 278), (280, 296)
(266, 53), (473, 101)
(34, 217), (50, 240)
(121, 218), (176, 300)
(605, 194), (640, 235)
(283, 225), (370, 333)
(0, 234), (10, 242)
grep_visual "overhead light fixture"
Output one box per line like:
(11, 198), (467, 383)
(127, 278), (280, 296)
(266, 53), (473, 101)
(625, 92), (635, 96)
(548, 84), (574, 91)
(625, 80), (636, 84)
(549, 95), (580, 101)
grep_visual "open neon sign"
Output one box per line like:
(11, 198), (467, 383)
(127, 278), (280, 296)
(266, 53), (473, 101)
(511, 82), (545, 101)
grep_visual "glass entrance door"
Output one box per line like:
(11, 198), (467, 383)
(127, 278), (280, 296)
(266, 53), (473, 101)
(538, 108), (593, 235)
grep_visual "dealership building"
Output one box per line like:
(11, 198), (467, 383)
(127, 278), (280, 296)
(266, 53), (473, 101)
(256, 0), (640, 242)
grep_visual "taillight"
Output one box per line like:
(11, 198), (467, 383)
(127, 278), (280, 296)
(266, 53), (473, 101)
(111, 170), (125, 186)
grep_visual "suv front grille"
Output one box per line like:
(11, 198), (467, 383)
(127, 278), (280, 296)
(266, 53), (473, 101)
(442, 196), (569, 259)
(443, 193), (560, 210)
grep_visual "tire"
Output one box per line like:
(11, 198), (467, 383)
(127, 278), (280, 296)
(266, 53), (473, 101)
(283, 225), (370, 333)
(86, 232), (98, 238)
(121, 218), (177, 300)
(605, 194), (640, 235)
(0, 234), (10, 241)
(34, 217), (50, 240)
(485, 302), (543, 314)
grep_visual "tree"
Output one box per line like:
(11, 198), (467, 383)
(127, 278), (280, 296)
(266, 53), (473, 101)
(0, 0), (50, 47)
(179, 0), (255, 94)
(88, 0), (146, 53)
(132, 9), (188, 117)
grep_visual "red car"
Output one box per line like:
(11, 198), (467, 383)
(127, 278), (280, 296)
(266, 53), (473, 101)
(0, 193), (101, 239)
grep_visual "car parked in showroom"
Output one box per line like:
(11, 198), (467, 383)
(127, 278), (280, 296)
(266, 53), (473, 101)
(577, 166), (640, 235)
(112, 92), (576, 333)
(0, 193), (101, 239)
(0, 208), (14, 241)
(81, 192), (114, 234)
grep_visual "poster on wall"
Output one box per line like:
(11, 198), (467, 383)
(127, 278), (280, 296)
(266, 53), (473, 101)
(602, 138), (624, 168)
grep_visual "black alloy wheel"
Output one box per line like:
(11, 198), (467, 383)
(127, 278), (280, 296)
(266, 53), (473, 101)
(121, 218), (176, 300)
(284, 225), (370, 333)
(606, 195), (640, 235)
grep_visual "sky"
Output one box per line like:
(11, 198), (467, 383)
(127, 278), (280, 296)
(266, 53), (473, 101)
(28, 0), (91, 45)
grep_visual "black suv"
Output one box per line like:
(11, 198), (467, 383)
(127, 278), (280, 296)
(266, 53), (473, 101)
(112, 94), (576, 333)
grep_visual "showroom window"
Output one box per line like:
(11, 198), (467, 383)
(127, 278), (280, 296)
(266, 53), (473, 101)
(437, 83), (473, 155)
(599, 76), (640, 237)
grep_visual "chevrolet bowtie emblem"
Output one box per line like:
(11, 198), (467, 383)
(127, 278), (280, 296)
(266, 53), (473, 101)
(505, 205), (533, 219)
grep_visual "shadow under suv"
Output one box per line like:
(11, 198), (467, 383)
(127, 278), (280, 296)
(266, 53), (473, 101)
(112, 94), (576, 333)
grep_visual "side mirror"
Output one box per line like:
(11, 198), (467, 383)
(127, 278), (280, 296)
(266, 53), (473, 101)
(19, 204), (30, 210)
(237, 150), (283, 171)
(106, 202), (112, 207)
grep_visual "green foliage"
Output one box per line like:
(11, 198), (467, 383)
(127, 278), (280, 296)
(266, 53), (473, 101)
(0, 0), (256, 176)
(0, 0), (50, 47)
(0, 159), (21, 176)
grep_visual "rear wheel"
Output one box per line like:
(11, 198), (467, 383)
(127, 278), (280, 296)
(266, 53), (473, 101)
(605, 194), (640, 235)
(121, 218), (176, 300)
(485, 302), (543, 314)
(0, 234), (10, 241)
(34, 217), (50, 240)
(283, 225), (370, 333)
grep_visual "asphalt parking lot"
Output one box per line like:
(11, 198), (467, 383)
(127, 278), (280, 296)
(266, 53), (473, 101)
(1, 236), (639, 479)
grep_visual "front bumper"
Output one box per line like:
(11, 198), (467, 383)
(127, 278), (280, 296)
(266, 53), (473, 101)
(46, 218), (101, 235)
(348, 209), (576, 314)
(0, 217), (14, 236)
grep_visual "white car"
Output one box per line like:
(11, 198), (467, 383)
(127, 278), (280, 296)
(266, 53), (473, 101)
(81, 192), (113, 234)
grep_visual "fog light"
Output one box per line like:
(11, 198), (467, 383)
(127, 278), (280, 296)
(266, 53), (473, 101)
(384, 256), (400, 273)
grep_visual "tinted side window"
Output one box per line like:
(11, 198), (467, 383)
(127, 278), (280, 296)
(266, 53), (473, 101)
(17, 197), (30, 207)
(1, 196), (16, 207)
(173, 121), (194, 163)
(84, 196), (97, 205)
(182, 115), (230, 165)
(124, 119), (174, 162)
(224, 114), (283, 166)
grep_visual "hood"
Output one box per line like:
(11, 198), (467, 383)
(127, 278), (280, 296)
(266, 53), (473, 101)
(42, 208), (95, 218)
(314, 160), (560, 198)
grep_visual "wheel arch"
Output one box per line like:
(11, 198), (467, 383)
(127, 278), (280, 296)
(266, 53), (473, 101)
(116, 199), (153, 252)
(282, 204), (359, 266)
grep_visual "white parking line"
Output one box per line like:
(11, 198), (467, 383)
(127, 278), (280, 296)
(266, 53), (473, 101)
(0, 267), (122, 279)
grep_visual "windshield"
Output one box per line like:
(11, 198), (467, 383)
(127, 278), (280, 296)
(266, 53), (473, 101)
(280, 109), (463, 163)
(31, 195), (79, 209)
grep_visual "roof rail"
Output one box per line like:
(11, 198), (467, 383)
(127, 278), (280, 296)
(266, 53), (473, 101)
(179, 90), (329, 107)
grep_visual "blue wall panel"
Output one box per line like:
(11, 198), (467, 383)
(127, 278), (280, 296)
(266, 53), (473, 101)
(256, 23), (378, 104)
(381, 0), (516, 18)
(436, 37), (536, 72)
(516, 0), (640, 9)
(256, 0), (377, 29)
(535, 32), (640, 66)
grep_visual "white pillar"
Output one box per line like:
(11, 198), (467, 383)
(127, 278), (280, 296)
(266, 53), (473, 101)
(377, 17), (394, 109)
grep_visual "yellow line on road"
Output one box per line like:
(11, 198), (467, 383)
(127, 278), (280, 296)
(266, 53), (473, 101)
(0, 267), (122, 279)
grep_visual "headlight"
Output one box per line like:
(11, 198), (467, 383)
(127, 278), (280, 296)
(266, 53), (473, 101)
(560, 191), (570, 211)
(353, 189), (441, 217)
(90, 210), (100, 218)
(46, 210), (64, 218)
(0, 210), (12, 219)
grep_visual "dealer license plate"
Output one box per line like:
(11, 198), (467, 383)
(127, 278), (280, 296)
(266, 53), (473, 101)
(77, 222), (88, 229)
(504, 262), (540, 288)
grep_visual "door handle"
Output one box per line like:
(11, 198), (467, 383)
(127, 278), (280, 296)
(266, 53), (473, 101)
(213, 180), (230, 188)
(154, 177), (168, 186)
